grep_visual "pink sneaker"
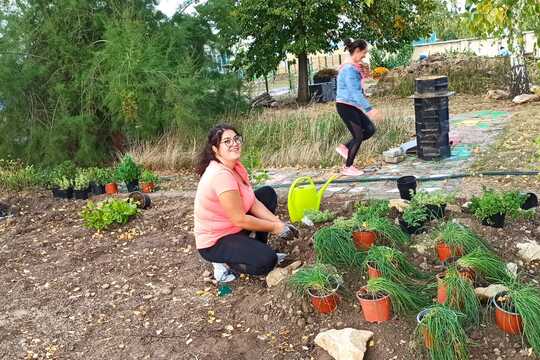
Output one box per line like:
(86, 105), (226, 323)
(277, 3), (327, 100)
(336, 144), (348, 159)
(341, 166), (364, 176)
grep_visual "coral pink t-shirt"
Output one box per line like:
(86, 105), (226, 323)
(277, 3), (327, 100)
(194, 160), (256, 249)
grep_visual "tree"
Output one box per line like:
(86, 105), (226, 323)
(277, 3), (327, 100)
(199, 0), (436, 104)
(466, 0), (540, 96)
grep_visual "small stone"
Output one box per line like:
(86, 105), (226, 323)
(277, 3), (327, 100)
(286, 292), (293, 299)
(142, 294), (153, 300)
(514, 343), (521, 349)
(202, 270), (212, 278)
(263, 314), (269, 321)
(156, 329), (163, 335)
(315, 328), (374, 360)
(160, 287), (173, 295)
(118, 344), (125, 349)
(297, 318), (306, 327)
(494, 348), (500, 355)
(101, 284), (110, 289)
(225, 325), (234, 332)
(73, 287), (81, 292)
(266, 268), (288, 287)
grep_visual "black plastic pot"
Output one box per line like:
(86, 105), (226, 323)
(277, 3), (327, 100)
(521, 192), (538, 210)
(397, 176), (417, 201)
(399, 217), (424, 235)
(129, 191), (151, 209)
(426, 204), (447, 219)
(73, 188), (90, 200)
(52, 187), (62, 198)
(126, 180), (139, 193)
(481, 213), (505, 228)
(55, 187), (73, 199)
(90, 182), (105, 196)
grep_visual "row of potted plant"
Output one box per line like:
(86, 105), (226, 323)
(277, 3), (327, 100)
(50, 156), (160, 200)
(289, 198), (540, 358)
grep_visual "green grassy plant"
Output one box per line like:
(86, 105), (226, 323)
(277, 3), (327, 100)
(304, 209), (336, 224)
(81, 198), (139, 231)
(415, 305), (469, 360)
(456, 249), (512, 283)
(140, 169), (160, 184)
(365, 277), (431, 315)
(289, 263), (342, 296)
(433, 221), (489, 254)
(439, 267), (481, 327)
(363, 216), (409, 246)
(364, 246), (431, 283)
(313, 226), (364, 269)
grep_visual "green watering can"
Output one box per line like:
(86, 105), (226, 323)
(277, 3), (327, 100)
(287, 175), (337, 223)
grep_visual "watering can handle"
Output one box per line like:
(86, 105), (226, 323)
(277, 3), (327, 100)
(287, 176), (316, 205)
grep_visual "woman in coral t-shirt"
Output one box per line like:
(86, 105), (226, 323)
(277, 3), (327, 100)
(194, 124), (296, 282)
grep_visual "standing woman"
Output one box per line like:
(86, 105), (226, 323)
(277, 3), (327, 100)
(194, 124), (296, 282)
(335, 39), (383, 176)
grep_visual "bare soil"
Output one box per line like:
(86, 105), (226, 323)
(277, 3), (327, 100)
(1, 189), (539, 360)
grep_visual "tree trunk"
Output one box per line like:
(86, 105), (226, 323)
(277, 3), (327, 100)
(297, 53), (310, 104)
(510, 48), (530, 97)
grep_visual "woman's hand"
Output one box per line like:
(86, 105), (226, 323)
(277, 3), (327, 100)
(271, 221), (286, 235)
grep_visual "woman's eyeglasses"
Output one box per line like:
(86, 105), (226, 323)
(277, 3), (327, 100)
(221, 135), (243, 148)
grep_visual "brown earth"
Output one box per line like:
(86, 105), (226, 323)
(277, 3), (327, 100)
(1, 188), (539, 360)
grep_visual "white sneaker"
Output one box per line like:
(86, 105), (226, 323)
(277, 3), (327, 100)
(276, 253), (288, 265)
(212, 263), (236, 283)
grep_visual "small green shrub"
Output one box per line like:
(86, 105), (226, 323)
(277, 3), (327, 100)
(470, 188), (525, 223)
(402, 203), (430, 227)
(0, 160), (47, 191)
(81, 198), (139, 231)
(116, 155), (141, 183)
(54, 176), (73, 190)
(74, 169), (91, 191)
(140, 169), (160, 184)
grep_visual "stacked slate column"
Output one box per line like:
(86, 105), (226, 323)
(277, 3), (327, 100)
(412, 76), (454, 160)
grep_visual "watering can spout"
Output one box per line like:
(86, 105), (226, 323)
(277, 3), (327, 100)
(316, 175), (337, 208)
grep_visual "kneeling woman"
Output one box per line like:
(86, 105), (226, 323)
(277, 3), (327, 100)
(194, 124), (293, 282)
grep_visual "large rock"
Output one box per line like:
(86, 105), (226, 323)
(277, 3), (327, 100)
(266, 260), (303, 287)
(517, 241), (540, 263)
(314, 328), (373, 360)
(475, 284), (509, 301)
(512, 93), (540, 104)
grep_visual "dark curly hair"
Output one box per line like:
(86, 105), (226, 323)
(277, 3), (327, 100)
(344, 38), (368, 55)
(195, 124), (241, 176)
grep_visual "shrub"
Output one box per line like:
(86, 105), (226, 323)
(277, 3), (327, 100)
(140, 169), (160, 184)
(402, 204), (430, 227)
(73, 169), (91, 191)
(470, 188), (525, 224)
(115, 155), (141, 183)
(81, 198), (139, 231)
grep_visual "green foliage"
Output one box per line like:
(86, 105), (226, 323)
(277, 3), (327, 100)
(402, 203), (430, 227)
(81, 198), (139, 231)
(369, 43), (414, 69)
(366, 277), (431, 315)
(140, 169), (160, 184)
(55, 176), (73, 191)
(470, 188), (525, 222)
(304, 210), (336, 224)
(74, 169), (91, 191)
(288, 263), (343, 297)
(412, 190), (456, 207)
(364, 246), (432, 284)
(332, 217), (360, 232)
(363, 216), (410, 247)
(313, 226), (364, 269)
(428, 1), (476, 41)
(115, 155), (141, 183)
(87, 167), (112, 186)
(416, 305), (469, 360)
(504, 282), (540, 356)
(433, 221), (489, 254)
(0, 160), (47, 191)
(0, 1), (245, 166)
(354, 200), (391, 221)
(439, 267), (481, 327)
(457, 249), (513, 283)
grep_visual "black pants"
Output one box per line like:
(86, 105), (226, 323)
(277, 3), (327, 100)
(198, 186), (278, 276)
(336, 103), (376, 166)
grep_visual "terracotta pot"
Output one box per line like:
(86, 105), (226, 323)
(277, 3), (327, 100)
(367, 263), (381, 279)
(493, 292), (523, 335)
(437, 271), (474, 305)
(436, 243), (463, 262)
(353, 231), (377, 250)
(416, 309), (433, 349)
(356, 287), (392, 323)
(105, 182), (118, 195)
(308, 284), (339, 314)
(141, 182), (155, 193)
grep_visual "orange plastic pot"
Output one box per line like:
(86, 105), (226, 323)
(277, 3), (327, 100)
(105, 182), (118, 195)
(141, 182), (155, 193)
(353, 231), (377, 250)
(437, 271), (475, 304)
(417, 309), (433, 349)
(308, 287), (339, 314)
(367, 263), (381, 279)
(356, 287), (392, 323)
(437, 243), (463, 262)
(493, 293), (523, 335)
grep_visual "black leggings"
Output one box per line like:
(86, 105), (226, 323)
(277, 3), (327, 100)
(198, 186), (278, 276)
(336, 103), (376, 166)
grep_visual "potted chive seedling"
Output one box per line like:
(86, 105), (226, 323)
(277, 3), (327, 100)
(432, 221), (488, 262)
(313, 226), (365, 270)
(456, 249), (512, 284)
(363, 246), (430, 283)
(289, 263), (343, 314)
(140, 169), (159, 193)
(492, 282), (540, 355)
(116, 155), (141, 193)
(415, 305), (469, 359)
(73, 169), (91, 200)
(333, 217), (376, 251)
(436, 266), (480, 327)
(357, 278), (429, 323)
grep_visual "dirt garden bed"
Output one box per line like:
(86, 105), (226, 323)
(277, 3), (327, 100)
(0, 188), (539, 359)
